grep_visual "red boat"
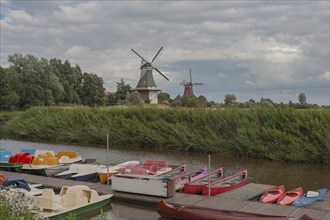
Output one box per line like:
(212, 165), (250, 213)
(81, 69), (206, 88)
(156, 164), (187, 179)
(260, 185), (286, 203)
(184, 167), (223, 194)
(277, 187), (303, 206)
(156, 200), (312, 220)
(202, 169), (248, 196)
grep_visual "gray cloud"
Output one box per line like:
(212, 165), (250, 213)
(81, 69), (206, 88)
(0, 0), (329, 105)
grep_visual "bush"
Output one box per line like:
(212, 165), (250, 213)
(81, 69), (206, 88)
(0, 187), (43, 220)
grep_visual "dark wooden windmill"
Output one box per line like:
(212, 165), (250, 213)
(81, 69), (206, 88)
(181, 69), (203, 96)
(131, 46), (169, 104)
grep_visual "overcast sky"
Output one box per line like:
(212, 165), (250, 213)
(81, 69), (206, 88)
(1, 1), (329, 105)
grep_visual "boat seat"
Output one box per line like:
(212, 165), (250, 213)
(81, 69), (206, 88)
(57, 151), (78, 159)
(142, 160), (167, 169)
(148, 164), (158, 175)
(132, 167), (148, 175)
(33, 196), (61, 211)
(42, 188), (56, 199)
(62, 191), (76, 206)
(118, 167), (126, 174)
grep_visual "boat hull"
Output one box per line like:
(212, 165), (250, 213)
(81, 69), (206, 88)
(0, 163), (23, 172)
(71, 172), (99, 182)
(156, 200), (295, 220)
(46, 195), (111, 220)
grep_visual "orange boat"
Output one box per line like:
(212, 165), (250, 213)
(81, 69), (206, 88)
(277, 187), (303, 206)
(260, 185), (286, 203)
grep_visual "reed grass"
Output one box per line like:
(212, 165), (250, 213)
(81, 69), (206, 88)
(4, 106), (330, 163)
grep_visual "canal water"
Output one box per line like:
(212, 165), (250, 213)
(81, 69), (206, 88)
(1, 139), (329, 219)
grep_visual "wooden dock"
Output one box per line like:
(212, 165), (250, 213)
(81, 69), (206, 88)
(1, 171), (329, 219)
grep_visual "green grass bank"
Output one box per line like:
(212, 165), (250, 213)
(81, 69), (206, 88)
(3, 106), (330, 164)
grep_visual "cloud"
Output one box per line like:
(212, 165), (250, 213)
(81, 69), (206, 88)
(0, 1), (329, 105)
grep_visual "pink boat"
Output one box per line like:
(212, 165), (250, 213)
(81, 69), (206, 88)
(174, 166), (208, 191)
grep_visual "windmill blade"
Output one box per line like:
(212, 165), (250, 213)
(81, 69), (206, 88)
(189, 69), (192, 83)
(131, 49), (148, 63)
(151, 46), (163, 63)
(193, 83), (204, 85)
(154, 67), (169, 81)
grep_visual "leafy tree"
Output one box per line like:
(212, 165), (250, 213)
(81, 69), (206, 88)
(126, 91), (144, 105)
(181, 95), (201, 107)
(158, 92), (171, 103)
(260, 97), (275, 108)
(198, 95), (208, 107)
(224, 94), (237, 106)
(298, 93), (307, 105)
(80, 73), (105, 106)
(115, 79), (131, 104)
(207, 100), (216, 107)
(0, 67), (19, 110)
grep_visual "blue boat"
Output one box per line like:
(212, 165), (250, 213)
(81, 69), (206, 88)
(1, 178), (31, 191)
(292, 188), (328, 207)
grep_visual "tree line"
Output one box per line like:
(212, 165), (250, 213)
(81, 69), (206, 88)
(0, 53), (324, 110)
(0, 54), (105, 110)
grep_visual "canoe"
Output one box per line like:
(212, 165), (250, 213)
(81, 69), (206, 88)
(32, 185), (112, 220)
(157, 164), (187, 179)
(292, 188), (328, 207)
(202, 169), (248, 196)
(99, 161), (140, 184)
(174, 166), (208, 191)
(156, 200), (313, 220)
(277, 187), (303, 206)
(184, 167), (223, 194)
(260, 185), (286, 203)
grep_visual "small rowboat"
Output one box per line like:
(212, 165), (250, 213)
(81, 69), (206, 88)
(260, 185), (286, 203)
(292, 188), (328, 207)
(277, 187), (303, 206)
(184, 167), (223, 194)
(202, 169), (248, 196)
(156, 164), (187, 179)
(156, 200), (313, 220)
(174, 166), (208, 191)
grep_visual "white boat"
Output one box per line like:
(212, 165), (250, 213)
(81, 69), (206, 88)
(31, 185), (112, 220)
(56, 164), (82, 179)
(70, 164), (107, 181)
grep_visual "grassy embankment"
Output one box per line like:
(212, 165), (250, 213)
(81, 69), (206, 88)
(3, 106), (330, 164)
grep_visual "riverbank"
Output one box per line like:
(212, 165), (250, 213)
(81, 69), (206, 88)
(3, 106), (330, 164)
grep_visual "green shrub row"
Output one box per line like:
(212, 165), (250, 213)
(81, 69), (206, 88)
(4, 106), (330, 163)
